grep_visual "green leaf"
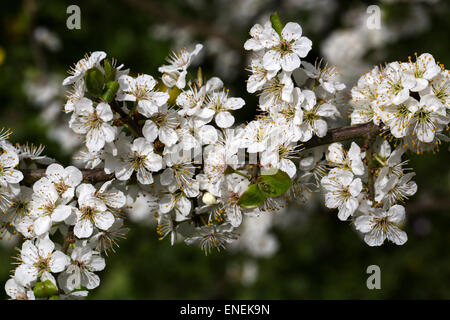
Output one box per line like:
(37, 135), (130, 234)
(238, 184), (267, 209)
(258, 169), (291, 197)
(270, 12), (284, 36)
(43, 280), (59, 296)
(84, 67), (105, 97)
(33, 282), (47, 298)
(101, 81), (120, 103)
(103, 59), (116, 83)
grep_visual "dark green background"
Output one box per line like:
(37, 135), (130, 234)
(1, 0), (449, 299)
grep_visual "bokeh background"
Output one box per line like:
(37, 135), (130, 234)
(1, 0), (450, 299)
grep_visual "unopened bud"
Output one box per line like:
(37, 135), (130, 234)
(202, 192), (217, 205)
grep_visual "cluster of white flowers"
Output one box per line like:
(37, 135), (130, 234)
(2, 15), (448, 299)
(244, 20), (345, 147)
(350, 53), (450, 153)
(2, 159), (127, 299)
(321, 140), (416, 246)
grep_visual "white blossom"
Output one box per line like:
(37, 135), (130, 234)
(262, 22), (312, 72)
(29, 180), (72, 236)
(205, 90), (245, 128)
(58, 244), (105, 292)
(14, 237), (70, 287)
(115, 138), (163, 185)
(63, 51), (106, 86)
(117, 74), (169, 117)
(321, 168), (362, 221)
(5, 278), (35, 300)
(355, 204), (408, 246)
(159, 44), (203, 89)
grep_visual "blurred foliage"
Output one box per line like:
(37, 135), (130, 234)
(1, 0), (450, 299)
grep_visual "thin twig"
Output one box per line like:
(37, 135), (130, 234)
(21, 168), (114, 185)
(301, 122), (380, 150)
(110, 100), (142, 136)
(364, 126), (378, 201)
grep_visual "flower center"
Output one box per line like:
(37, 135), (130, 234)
(131, 153), (146, 169)
(54, 181), (69, 196)
(34, 257), (50, 273)
(389, 81), (403, 94)
(304, 110), (319, 123)
(278, 40), (292, 54)
(81, 206), (96, 220)
(87, 112), (103, 130)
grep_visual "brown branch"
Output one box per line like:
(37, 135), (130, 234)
(364, 127), (378, 201)
(21, 168), (114, 185)
(301, 122), (380, 150)
(110, 100), (142, 136)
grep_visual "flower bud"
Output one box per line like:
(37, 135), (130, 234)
(202, 192), (217, 205)
(33, 282), (47, 298)
(43, 280), (59, 296)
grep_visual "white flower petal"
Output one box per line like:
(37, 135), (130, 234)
(49, 251), (70, 273)
(52, 205), (72, 222)
(142, 120), (159, 142)
(15, 264), (38, 287)
(281, 22), (302, 41)
(215, 111), (235, 128)
(34, 216), (52, 236)
(88, 255), (106, 272)
(159, 127), (178, 147)
(354, 215), (374, 233)
(364, 229), (386, 246)
(281, 53), (300, 72)
(94, 211), (115, 231)
(262, 50), (282, 71)
(74, 218), (94, 238)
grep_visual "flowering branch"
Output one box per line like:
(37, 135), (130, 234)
(18, 122), (381, 185)
(3, 11), (448, 300)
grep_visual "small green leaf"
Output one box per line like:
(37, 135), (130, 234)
(49, 295), (60, 300)
(33, 282), (47, 298)
(258, 169), (291, 197)
(43, 280), (59, 296)
(101, 81), (120, 103)
(238, 184), (267, 209)
(103, 59), (116, 83)
(84, 67), (104, 97)
(270, 12), (284, 36)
